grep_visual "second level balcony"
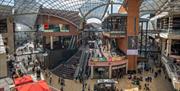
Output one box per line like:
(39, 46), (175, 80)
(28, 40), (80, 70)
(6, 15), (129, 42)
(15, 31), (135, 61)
(155, 29), (180, 39)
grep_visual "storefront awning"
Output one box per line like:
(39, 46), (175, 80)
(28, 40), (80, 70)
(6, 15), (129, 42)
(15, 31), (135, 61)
(16, 80), (51, 91)
(14, 75), (33, 86)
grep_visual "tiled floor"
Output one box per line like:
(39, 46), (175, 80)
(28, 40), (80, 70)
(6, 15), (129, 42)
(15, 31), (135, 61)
(44, 69), (174, 91)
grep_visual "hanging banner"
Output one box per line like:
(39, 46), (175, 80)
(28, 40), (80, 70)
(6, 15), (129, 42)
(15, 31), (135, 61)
(127, 36), (138, 55)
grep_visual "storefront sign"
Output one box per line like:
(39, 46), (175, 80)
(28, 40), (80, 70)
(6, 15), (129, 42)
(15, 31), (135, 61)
(112, 64), (126, 70)
(127, 50), (138, 55)
(44, 23), (49, 29)
(88, 60), (127, 67)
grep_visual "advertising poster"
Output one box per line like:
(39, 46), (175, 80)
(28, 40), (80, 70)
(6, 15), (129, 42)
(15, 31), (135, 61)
(127, 36), (138, 55)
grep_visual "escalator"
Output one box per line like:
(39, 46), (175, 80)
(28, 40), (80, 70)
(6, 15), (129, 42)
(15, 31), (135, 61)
(74, 47), (90, 80)
(68, 36), (76, 49)
(81, 51), (89, 79)
(74, 50), (86, 79)
(68, 36), (73, 49)
(71, 36), (76, 49)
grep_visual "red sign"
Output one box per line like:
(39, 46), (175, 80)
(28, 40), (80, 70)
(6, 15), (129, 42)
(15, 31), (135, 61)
(44, 23), (49, 29)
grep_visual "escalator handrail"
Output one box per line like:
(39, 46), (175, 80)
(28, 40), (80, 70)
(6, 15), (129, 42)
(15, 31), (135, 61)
(68, 36), (73, 49)
(71, 36), (76, 49)
(74, 49), (86, 78)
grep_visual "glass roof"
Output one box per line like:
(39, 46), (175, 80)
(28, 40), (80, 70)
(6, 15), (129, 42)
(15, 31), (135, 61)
(0, 0), (13, 19)
(80, 0), (124, 20)
(0, 0), (88, 27)
(0, 0), (125, 27)
(2, 0), (169, 27)
(1, 0), (116, 27)
(79, 0), (109, 20)
(140, 0), (168, 16)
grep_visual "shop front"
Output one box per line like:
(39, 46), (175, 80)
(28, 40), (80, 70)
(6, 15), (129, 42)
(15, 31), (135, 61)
(89, 59), (128, 79)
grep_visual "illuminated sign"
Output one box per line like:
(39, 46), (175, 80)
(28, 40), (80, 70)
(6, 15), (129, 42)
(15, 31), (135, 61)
(44, 23), (49, 30)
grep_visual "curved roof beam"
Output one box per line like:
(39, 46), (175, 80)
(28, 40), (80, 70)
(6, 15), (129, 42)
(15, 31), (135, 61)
(79, 0), (110, 20)
(83, 2), (123, 20)
(140, 0), (169, 16)
(0, 0), (123, 27)
(143, 0), (157, 10)
(0, 0), (85, 27)
(13, 13), (79, 28)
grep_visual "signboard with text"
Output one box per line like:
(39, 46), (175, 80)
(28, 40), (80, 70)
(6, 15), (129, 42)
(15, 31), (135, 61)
(88, 60), (127, 67)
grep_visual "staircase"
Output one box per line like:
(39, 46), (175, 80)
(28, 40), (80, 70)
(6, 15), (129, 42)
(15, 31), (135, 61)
(51, 50), (82, 79)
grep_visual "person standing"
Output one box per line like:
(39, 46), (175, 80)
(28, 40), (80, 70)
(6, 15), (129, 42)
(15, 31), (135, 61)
(61, 78), (65, 86)
(49, 74), (52, 84)
(58, 77), (61, 84)
(88, 85), (90, 91)
(60, 86), (63, 91)
(45, 71), (48, 78)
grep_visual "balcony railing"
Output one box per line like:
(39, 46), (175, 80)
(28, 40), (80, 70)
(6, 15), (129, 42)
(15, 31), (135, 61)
(160, 29), (180, 35)
(103, 30), (126, 38)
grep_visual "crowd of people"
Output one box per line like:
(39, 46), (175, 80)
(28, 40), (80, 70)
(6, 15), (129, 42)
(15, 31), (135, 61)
(8, 53), (44, 81)
(18, 33), (169, 91)
(8, 41), (45, 80)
